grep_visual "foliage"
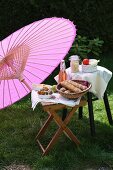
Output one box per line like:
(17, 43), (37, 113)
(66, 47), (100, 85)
(0, 0), (113, 50)
(71, 35), (104, 59)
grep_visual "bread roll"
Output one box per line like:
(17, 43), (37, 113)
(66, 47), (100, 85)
(64, 90), (71, 94)
(68, 80), (87, 90)
(60, 87), (66, 92)
(60, 81), (82, 93)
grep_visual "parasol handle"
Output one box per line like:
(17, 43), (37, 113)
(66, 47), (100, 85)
(21, 79), (32, 91)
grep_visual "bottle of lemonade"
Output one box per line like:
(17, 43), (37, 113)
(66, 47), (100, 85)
(58, 60), (67, 83)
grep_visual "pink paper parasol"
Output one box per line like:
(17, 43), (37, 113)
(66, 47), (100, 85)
(0, 17), (76, 109)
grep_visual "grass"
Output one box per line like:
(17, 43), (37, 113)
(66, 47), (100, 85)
(0, 52), (113, 170)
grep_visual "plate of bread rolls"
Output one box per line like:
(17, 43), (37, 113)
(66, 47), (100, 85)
(56, 80), (91, 99)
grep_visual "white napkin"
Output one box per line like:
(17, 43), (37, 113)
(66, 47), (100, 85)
(31, 90), (81, 110)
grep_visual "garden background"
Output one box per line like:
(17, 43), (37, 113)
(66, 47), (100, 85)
(0, 0), (113, 170)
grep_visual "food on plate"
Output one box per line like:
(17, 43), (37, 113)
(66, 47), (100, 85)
(38, 90), (45, 95)
(38, 89), (52, 95)
(37, 84), (53, 95)
(42, 86), (49, 91)
(51, 85), (57, 92)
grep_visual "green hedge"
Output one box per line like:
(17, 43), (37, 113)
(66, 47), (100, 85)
(0, 0), (113, 50)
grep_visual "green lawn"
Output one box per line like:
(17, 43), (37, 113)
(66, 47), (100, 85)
(0, 52), (113, 170)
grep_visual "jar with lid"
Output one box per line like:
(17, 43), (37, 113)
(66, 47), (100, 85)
(69, 55), (79, 73)
(58, 60), (67, 83)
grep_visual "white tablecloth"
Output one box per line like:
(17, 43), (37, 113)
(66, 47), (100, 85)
(31, 90), (81, 110)
(55, 65), (112, 99)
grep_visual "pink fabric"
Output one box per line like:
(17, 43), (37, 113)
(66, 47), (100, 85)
(0, 45), (29, 80)
(0, 17), (76, 109)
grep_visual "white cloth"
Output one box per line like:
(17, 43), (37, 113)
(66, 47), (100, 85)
(31, 90), (81, 110)
(55, 65), (112, 99)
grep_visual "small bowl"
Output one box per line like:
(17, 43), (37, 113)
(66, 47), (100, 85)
(82, 64), (97, 73)
(82, 59), (99, 73)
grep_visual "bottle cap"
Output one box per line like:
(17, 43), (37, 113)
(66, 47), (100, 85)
(69, 55), (79, 61)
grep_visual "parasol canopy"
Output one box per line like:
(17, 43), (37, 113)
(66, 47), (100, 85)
(0, 17), (76, 109)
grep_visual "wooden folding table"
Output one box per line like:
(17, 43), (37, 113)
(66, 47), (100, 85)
(36, 98), (87, 156)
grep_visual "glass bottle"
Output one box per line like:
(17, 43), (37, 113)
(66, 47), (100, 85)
(58, 60), (67, 83)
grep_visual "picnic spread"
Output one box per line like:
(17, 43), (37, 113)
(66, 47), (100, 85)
(31, 58), (113, 155)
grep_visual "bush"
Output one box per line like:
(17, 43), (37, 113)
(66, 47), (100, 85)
(71, 35), (104, 59)
(0, 0), (112, 50)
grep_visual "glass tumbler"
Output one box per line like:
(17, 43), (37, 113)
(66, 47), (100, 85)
(69, 55), (79, 73)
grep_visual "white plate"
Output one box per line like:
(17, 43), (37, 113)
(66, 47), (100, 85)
(38, 94), (53, 99)
(32, 84), (51, 91)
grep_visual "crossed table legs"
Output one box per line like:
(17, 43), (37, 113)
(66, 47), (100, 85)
(36, 99), (86, 156)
